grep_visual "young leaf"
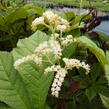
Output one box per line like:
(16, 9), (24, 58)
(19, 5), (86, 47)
(0, 52), (33, 109)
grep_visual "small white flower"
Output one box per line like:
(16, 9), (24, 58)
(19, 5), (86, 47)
(51, 33), (59, 38)
(43, 10), (59, 24)
(43, 10), (55, 20)
(14, 55), (35, 69)
(31, 17), (44, 31)
(63, 58), (90, 74)
(49, 40), (62, 59)
(34, 40), (62, 60)
(34, 56), (42, 66)
(56, 24), (67, 32)
(57, 81), (62, 86)
(45, 65), (67, 97)
(61, 35), (78, 46)
(35, 41), (49, 55)
(60, 18), (69, 25)
(32, 17), (44, 25)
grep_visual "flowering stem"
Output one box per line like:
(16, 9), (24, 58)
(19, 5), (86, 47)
(43, 23), (50, 28)
(50, 24), (56, 40)
(60, 31), (63, 38)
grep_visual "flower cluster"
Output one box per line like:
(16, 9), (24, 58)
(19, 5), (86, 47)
(14, 39), (62, 69)
(63, 58), (90, 74)
(35, 41), (51, 55)
(14, 54), (35, 69)
(14, 54), (43, 69)
(35, 39), (62, 59)
(49, 40), (62, 59)
(31, 17), (44, 31)
(43, 10), (59, 24)
(51, 33), (59, 39)
(55, 18), (70, 32)
(44, 65), (67, 97)
(31, 10), (70, 32)
(61, 35), (78, 46)
(14, 10), (92, 99)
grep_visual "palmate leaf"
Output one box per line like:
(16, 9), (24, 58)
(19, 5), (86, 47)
(0, 52), (33, 109)
(12, 31), (55, 109)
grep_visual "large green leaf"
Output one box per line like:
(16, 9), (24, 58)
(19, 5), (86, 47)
(0, 106), (11, 109)
(79, 36), (108, 66)
(6, 8), (28, 24)
(12, 31), (55, 109)
(0, 52), (33, 109)
(0, 102), (12, 109)
(100, 94), (109, 109)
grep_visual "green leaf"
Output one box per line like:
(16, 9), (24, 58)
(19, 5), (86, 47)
(6, 8), (28, 24)
(0, 106), (11, 109)
(79, 36), (108, 66)
(62, 42), (77, 58)
(106, 51), (109, 64)
(44, 104), (51, 109)
(26, 7), (44, 16)
(96, 31), (109, 41)
(85, 87), (97, 101)
(0, 52), (33, 109)
(69, 29), (80, 37)
(13, 30), (49, 59)
(12, 31), (55, 109)
(0, 102), (12, 109)
(105, 65), (109, 84)
(100, 94), (109, 109)
(95, 86), (109, 97)
(66, 12), (75, 21)
(91, 63), (103, 82)
(73, 14), (90, 25)
(53, 10), (66, 19)
(0, 15), (5, 26)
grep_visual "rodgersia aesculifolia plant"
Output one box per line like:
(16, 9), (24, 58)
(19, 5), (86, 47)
(0, 9), (109, 109)
(14, 10), (91, 98)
